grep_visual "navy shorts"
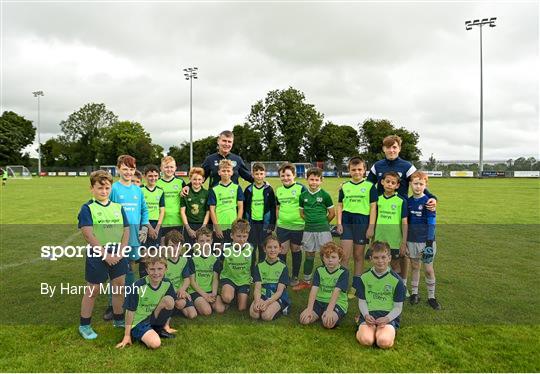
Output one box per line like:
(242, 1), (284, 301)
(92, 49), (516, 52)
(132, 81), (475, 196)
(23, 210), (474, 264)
(391, 248), (401, 260)
(131, 320), (154, 341)
(341, 211), (369, 245)
(358, 311), (400, 329)
(190, 291), (212, 302)
(220, 279), (250, 295)
(85, 256), (129, 284)
(276, 227), (303, 246)
(313, 300), (346, 325)
(175, 297), (195, 309)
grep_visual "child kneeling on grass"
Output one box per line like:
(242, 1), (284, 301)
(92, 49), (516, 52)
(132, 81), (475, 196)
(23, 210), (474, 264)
(299, 242), (349, 329)
(250, 234), (291, 320)
(116, 256), (177, 349)
(354, 241), (406, 349)
(162, 229), (197, 334)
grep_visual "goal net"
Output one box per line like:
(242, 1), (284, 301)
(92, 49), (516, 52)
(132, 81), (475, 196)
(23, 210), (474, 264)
(100, 165), (117, 177)
(6, 165), (32, 179)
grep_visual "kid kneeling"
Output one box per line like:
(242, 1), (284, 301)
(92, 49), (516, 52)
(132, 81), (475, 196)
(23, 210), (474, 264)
(214, 219), (253, 313)
(354, 241), (406, 349)
(116, 256), (177, 349)
(299, 242), (349, 329)
(250, 234), (291, 320)
(162, 230), (197, 334)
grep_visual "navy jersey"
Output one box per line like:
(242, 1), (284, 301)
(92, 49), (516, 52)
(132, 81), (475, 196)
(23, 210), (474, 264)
(201, 152), (254, 187)
(367, 157), (436, 200)
(407, 195), (436, 243)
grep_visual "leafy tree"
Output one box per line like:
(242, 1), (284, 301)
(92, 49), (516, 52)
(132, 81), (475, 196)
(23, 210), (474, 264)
(425, 154), (438, 170)
(0, 111), (36, 165)
(320, 122), (359, 174)
(232, 124), (263, 162)
(358, 119), (421, 165)
(97, 121), (162, 166)
(168, 135), (218, 168)
(246, 87), (324, 162)
(59, 103), (118, 166)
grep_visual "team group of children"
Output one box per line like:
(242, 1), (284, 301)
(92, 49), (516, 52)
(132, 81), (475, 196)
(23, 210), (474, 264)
(77, 135), (440, 350)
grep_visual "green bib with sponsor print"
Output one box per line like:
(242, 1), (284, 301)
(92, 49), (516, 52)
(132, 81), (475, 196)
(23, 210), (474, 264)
(88, 200), (124, 246)
(165, 257), (189, 291)
(375, 194), (403, 249)
(142, 186), (164, 221)
(315, 266), (348, 313)
(188, 256), (218, 293)
(251, 185), (265, 221)
(156, 177), (184, 227)
(276, 183), (304, 231)
(257, 260), (287, 297)
(220, 243), (252, 286)
(132, 277), (175, 327)
(360, 268), (400, 312)
(341, 180), (374, 215)
(212, 182), (239, 229)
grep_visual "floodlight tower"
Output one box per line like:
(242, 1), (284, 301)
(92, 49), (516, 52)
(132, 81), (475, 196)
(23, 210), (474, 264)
(465, 17), (497, 178)
(32, 90), (44, 176)
(183, 67), (198, 169)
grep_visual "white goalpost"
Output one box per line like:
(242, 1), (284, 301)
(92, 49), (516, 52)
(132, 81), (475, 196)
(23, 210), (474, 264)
(99, 165), (117, 177)
(6, 165), (32, 179)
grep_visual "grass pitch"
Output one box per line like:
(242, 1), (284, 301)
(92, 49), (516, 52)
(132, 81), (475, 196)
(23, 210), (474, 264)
(0, 177), (539, 372)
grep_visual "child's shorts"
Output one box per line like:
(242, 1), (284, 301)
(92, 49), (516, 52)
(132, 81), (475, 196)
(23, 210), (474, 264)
(261, 294), (290, 317)
(131, 320), (154, 341)
(276, 227), (303, 246)
(358, 311), (400, 329)
(407, 241), (437, 260)
(85, 256), (129, 284)
(175, 297), (195, 309)
(313, 300), (346, 324)
(341, 211), (369, 245)
(220, 279), (250, 295)
(302, 231), (333, 252)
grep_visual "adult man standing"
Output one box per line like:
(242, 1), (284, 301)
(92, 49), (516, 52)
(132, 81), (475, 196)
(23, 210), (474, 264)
(200, 130), (254, 187)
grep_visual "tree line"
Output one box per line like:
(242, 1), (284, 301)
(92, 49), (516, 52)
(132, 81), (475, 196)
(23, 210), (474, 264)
(3, 86), (538, 171)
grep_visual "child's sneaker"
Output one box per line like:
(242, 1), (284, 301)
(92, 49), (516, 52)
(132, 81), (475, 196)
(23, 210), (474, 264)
(292, 280), (311, 291)
(113, 319), (125, 328)
(290, 277), (299, 287)
(79, 325), (98, 340)
(409, 294), (420, 305)
(427, 298), (442, 310)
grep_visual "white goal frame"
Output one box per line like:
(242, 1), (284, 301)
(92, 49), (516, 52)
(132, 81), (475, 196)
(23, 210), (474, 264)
(6, 165), (32, 179)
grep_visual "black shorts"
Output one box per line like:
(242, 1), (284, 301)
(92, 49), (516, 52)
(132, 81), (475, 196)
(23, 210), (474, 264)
(276, 227), (303, 246)
(341, 211), (369, 245)
(249, 220), (271, 248)
(85, 256), (129, 284)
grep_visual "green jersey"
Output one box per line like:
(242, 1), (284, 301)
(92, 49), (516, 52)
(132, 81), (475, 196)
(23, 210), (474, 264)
(125, 276), (176, 327)
(353, 267), (406, 313)
(251, 185), (265, 221)
(187, 256), (220, 293)
(180, 187), (209, 224)
(208, 182), (244, 230)
(77, 199), (127, 246)
(142, 186), (165, 221)
(220, 243), (253, 286)
(165, 256), (192, 291)
(339, 180), (377, 215)
(156, 177), (185, 227)
(375, 193), (408, 249)
(313, 265), (349, 313)
(276, 183), (306, 231)
(299, 188), (334, 232)
(252, 259), (290, 303)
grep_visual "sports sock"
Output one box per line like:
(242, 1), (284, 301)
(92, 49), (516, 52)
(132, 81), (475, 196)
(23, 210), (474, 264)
(113, 313), (124, 322)
(402, 277), (408, 289)
(303, 255), (314, 281)
(152, 308), (174, 329)
(80, 316), (91, 326)
(292, 251), (302, 278)
(125, 270), (135, 286)
(426, 276), (436, 298)
(411, 269), (420, 295)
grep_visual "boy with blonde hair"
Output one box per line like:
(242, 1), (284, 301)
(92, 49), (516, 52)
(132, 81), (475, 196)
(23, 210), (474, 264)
(156, 156), (186, 238)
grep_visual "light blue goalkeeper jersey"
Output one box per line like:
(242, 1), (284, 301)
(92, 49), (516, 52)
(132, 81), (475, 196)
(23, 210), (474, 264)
(110, 181), (149, 247)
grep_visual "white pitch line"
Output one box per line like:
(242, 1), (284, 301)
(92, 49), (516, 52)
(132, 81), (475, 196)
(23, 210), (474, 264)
(0, 230), (81, 271)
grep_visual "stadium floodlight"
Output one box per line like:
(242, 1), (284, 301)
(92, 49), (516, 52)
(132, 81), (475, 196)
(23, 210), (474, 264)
(32, 90), (44, 176)
(465, 16), (497, 178)
(183, 67), (198, 169)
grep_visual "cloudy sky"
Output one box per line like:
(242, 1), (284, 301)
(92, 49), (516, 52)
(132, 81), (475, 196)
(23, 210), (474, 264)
(2, 1), (538, 161)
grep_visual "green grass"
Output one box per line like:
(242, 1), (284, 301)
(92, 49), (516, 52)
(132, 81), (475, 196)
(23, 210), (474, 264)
(1, 177), (539, 372)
